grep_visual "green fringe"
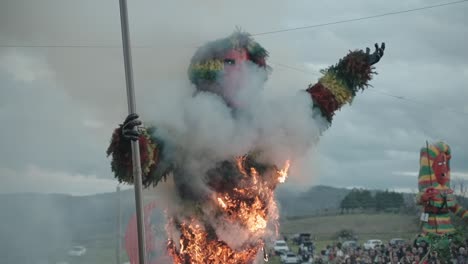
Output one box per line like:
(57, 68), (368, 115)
(321, 50), (374, 96)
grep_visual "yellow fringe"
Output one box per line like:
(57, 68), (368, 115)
(319, 72), (353, 105)
(144, 141), (157, 176)
(141, 129), (157, 177)
(190, 60), (224, 72)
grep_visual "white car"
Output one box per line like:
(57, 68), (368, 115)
(342, 240), (358, 250)
(68, 246), (86, 256)
(273, 240), (289, 254)
(363, 239), (383, 250)
(281, 251), (299, 263)
(389, 238), (406, 247)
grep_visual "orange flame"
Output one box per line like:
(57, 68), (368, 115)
(277, 160), (290, 183)
(166, 156), (291, 263)
(168, 218), (263, 264)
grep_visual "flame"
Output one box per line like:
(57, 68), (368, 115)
(168, 218), (262, 264)
(166, 156), (291, 263)
(277, 160), (290, 183)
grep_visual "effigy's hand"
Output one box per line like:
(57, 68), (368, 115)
(121, 113), (142, 141)
(365, 43), (385, 65)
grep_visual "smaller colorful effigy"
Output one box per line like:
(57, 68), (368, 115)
(417, 141), (467, 236)
(416, 141), (468, 262)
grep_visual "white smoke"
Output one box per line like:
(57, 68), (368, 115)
(142, 61), (324, 172)
(140, 52), (327, 255)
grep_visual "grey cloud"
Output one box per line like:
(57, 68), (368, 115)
(270, 0), (468, 66)
(0, 51), (110, 178)
(312, 58), (468, 189)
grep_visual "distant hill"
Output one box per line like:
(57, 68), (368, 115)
(276, 185), (352, 217)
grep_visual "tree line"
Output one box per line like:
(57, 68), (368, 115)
(340, 189), (404, 213)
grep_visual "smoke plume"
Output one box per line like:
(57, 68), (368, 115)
(139, 56), (327, 259)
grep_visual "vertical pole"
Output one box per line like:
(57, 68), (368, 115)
(118, 0), (146, 263)
(116, 186), (122, 264)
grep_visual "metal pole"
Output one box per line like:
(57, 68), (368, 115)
(118, 0), (146, 263)
(116, 186), (122, 264)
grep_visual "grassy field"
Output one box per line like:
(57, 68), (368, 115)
(264, 213), (420, 263)
(54, 213), (419, 263)
(280, 212), (420, 240)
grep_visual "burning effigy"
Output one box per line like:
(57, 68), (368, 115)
(107, 30), (385, 263)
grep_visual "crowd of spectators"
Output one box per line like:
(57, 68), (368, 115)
(312, 239), (467, 264)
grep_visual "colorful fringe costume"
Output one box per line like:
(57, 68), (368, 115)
(417, 142), (467, 236)
(107, 31), (384, 264)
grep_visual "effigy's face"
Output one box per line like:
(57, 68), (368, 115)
(432, 153), (450, 186)
(219, 48), (251, 107)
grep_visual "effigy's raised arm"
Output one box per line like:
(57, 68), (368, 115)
(305, 43), (385, 123)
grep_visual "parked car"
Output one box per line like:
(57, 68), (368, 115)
(389, 238), (407, 247)
(273, 240), (290, 254)
(68, 245), (86, 256)
(298, 240), (314, 254)
(363, 239), (383, 250)
(342, 240), (358, 250)
(298, 251), (313, 263)
(292, 233), (311, 245)
(281, 251), (299, 264)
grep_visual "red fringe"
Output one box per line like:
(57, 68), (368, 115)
(306, 83), (341, 122)
(107, 127), (160, 185)
(340, 51), (373, 91)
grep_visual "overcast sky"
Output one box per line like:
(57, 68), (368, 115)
(0, 0), (467, 195)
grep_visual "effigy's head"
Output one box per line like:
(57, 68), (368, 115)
(188, 30), (270, 108)
(418, 141), (451, 190)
